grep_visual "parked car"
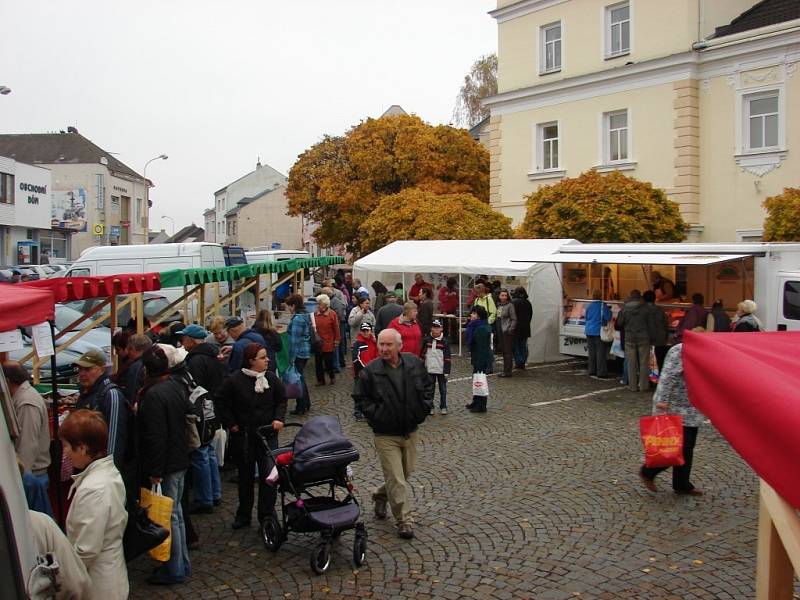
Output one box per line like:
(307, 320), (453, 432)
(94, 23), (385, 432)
(0, 268), (20, 283)
(46, 264), (69, 278)
(8, 335), (85, 383)
(52, 304), (113, 360)
(63, 292), (183, 329)
(13, 265), (56, 279)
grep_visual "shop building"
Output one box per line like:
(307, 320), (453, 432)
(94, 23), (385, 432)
(485, 0), (800, 242)
(0, 155), (60, 265)
(0, 130), (152, 258)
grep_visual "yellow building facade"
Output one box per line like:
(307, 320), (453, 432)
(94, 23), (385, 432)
(486, 0), (800, 241)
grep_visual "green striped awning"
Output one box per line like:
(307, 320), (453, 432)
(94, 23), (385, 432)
(158, 256), (345, 288)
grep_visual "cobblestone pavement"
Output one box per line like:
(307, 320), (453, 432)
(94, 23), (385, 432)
(129, 355), (773, 599)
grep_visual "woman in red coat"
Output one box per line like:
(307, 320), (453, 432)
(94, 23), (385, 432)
(388, 302), (423, 357)
(314, 294), (341, 385)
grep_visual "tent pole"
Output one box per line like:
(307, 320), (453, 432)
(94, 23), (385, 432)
(458, 273), (463, 357)
(402, 271), (407, 304)
(48, 319), (64, 526)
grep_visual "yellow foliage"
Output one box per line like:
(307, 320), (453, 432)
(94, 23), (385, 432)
(286, 114), (489, 254)
(516, 171), (686, 243)
(359, 188), (513, 255)
(763, 188), (800, 241)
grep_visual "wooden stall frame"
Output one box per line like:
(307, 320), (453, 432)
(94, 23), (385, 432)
(756, 479), (800, 599)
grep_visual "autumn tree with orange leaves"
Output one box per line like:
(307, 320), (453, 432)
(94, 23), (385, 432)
(517, 171), (686, 243)
(286, 114), (494, 255)
(359, 189), (513, 255)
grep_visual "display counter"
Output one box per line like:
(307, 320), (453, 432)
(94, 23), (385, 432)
(559, 298), (694, 357)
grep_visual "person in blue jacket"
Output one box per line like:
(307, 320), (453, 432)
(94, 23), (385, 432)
(584, 289), (612, 379)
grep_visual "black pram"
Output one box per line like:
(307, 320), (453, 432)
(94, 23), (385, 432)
(257, 415), (366, 574)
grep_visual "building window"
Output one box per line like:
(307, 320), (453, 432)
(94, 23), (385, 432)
(604, 110), (629, 163)
(540, 22), (562, 74)
(0, 173), (14, 204)
(745, 92), (779, 151)
(536, 122), (560, 171)
(606, 2), (630, 58)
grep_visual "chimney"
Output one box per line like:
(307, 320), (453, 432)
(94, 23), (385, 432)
(67, 126), (79, 134)
(256, 156), (261, 169)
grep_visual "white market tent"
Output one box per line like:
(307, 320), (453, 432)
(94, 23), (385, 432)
(353, 239), (579, 362)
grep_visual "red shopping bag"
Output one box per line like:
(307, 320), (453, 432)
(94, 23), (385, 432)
(639, 415), (685, 468)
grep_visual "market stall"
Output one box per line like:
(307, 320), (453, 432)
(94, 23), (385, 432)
(682, 330), (800, 598)
(353, 239), (577, 361)
(531, 242), (800, 357)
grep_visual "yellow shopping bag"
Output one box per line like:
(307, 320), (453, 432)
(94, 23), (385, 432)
(140, 484), (173, 562)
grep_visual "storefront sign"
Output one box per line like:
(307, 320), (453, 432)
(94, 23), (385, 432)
(14, 162), (52, 229)
(52, 188), (88, 231)
(110, 226), (121, 237)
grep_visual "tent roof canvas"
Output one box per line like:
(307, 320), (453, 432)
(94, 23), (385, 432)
(354, 239), (579, 276)
(0, 285), (55, 332)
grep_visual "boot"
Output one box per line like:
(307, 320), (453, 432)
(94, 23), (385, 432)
(470, 397), (487, 413)
(465, 396), (477, 410)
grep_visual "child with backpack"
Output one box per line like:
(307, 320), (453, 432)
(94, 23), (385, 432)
(420, 319), (451, 415)
(351, 322), (378, 420)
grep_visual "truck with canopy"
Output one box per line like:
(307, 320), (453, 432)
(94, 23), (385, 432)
(528, 243), (800, 357)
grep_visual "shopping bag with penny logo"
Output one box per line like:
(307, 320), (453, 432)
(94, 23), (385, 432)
(639, 414), (684, 468)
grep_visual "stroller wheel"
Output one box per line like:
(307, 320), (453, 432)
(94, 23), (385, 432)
(353, 533), (367, 567)
(310, 541), (332, 575)
(260, 513), (283, 552)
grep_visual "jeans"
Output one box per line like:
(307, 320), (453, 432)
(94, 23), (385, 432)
(157, 470), (191, 581)
(22, 472), (52, 517)
(512, 336), (529, 367)
(432, 374), (447, 409)
(190, 444), (221, 508)
(586, 336), (610, 377)
(500, 333), (514, 375)
(294, 357), (311, 412)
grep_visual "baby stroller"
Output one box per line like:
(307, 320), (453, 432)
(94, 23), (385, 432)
(257, 415), (367, 574)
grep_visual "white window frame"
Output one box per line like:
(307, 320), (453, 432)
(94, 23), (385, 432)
(602, 109), (630, 165)
(604, 1), (631, 59)
(539, 21), (562, 75)
(529, 121), (566, 180)
(738, 87), (784, 154)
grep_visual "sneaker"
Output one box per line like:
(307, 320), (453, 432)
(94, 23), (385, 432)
(440, 408), (448, 415)
(397, 523), (414, 539)
(353, 412), (364, 421)
(429, 407), (435, 415)
(372, 493), (388, 520)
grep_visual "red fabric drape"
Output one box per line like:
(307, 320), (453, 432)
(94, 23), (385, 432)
(683, 330), (800, 508)
(0, 284), (55, 331)
(18, 273), (161, 303)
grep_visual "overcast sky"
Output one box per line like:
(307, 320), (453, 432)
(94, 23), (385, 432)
(0, 1), (497, 233)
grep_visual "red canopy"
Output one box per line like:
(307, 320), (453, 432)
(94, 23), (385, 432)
(0, 284), (55, 332)
(683, 330), (800, 508)
(19, 273), (161, 303)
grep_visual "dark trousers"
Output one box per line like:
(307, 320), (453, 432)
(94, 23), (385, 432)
(236, 435), (277, 523)
(654, 345), (670, 372)
(315, 351), (335, 383)
(500, 334), (514, 375)
(587, 335), (610, 377)
(641, 426), (699, 492)
(432, 374), (447, 409)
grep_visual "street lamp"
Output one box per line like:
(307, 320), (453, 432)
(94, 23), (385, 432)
(161, 215), (175, 237)
(0, 86), (11, 95)
(142, 154), (167, 244)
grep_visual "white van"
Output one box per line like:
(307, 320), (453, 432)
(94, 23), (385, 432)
(64, 243), (229, 322)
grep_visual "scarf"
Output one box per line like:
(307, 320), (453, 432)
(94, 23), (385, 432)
(242, 368), (270, 393)
(465, 318), (487, 346)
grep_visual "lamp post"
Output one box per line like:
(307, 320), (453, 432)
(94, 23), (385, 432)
(161, 215), (175, 237)
(142, 154), (167, 244)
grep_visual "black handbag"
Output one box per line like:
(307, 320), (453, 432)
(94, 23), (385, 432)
(123, 502), (170, 562)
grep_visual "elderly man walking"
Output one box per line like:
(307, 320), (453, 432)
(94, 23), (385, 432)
(352, 328), (433, 539)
